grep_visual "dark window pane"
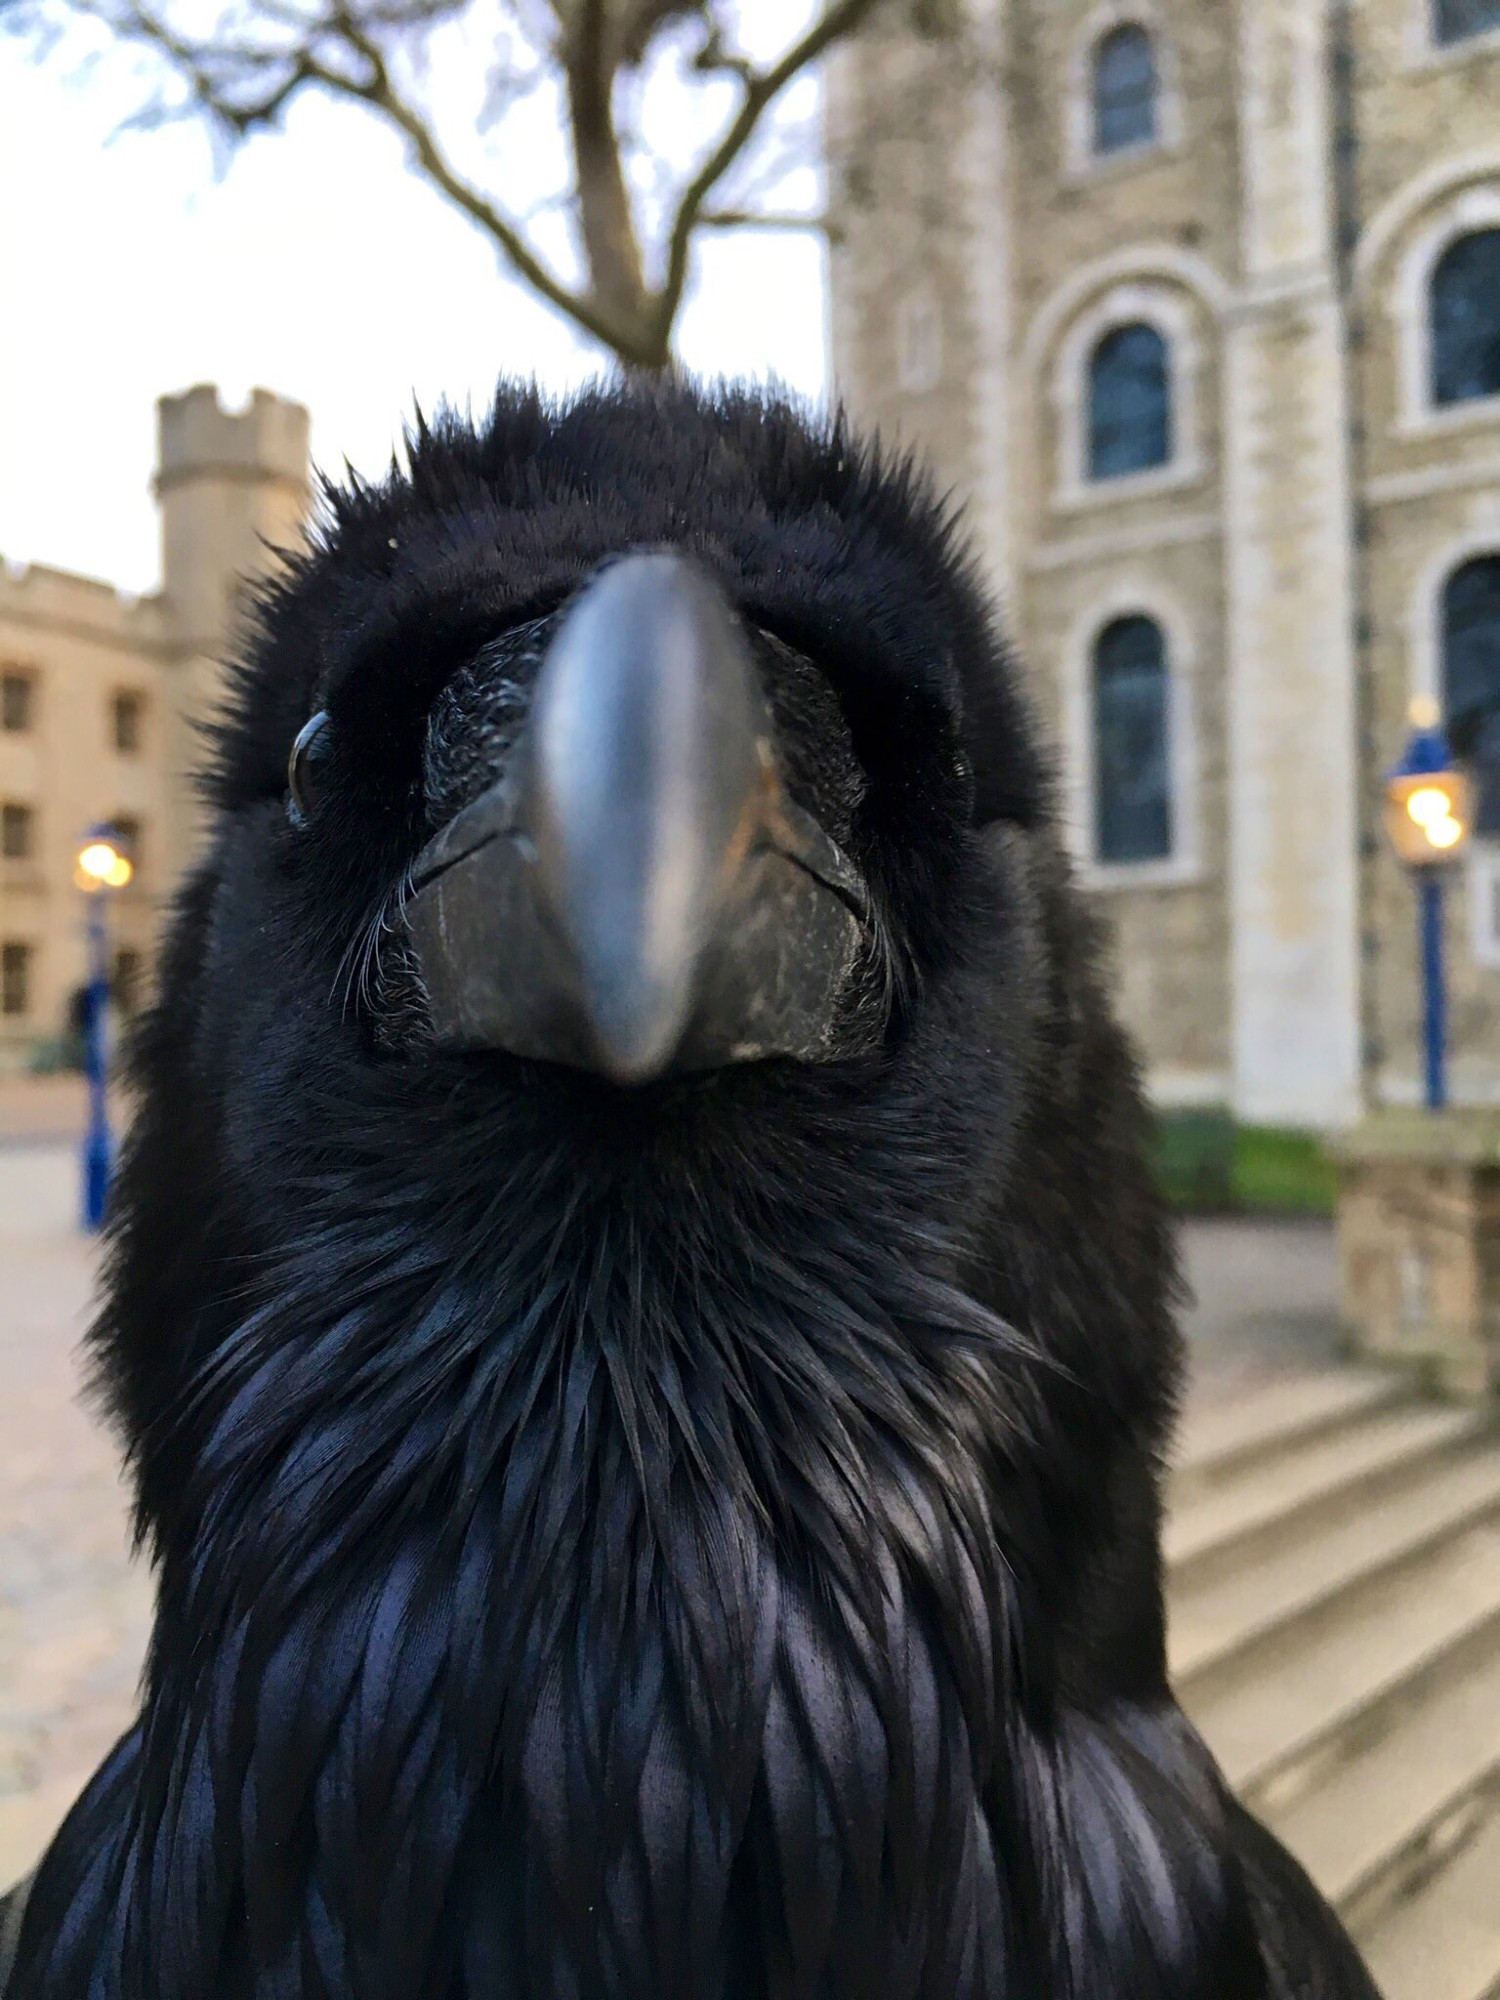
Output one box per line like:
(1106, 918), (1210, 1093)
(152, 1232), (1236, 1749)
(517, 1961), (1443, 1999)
(1432, 0), (1500, 45)
(1, 803), (34, 860)
(1, 941), (31, 1016)
(1089, 321), (1172, 480)
(1, 673), (32, 732)
(1093, 24), (1158, 154)
(1094, 616), (1173, 864)
(113, 691), (144, 754)
(113, 947), (143, 1016)
(1431, 229), (1500, 406)
(109, 816), (142, 874)
(1443, 555), (1500, 834)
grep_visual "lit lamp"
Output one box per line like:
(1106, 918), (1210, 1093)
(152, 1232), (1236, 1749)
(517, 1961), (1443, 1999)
(1383, 699), (1471, 1111)
(74, 824), (134, 1230)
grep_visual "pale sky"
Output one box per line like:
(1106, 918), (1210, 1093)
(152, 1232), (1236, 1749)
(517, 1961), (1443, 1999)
(0, 13), (830, 597)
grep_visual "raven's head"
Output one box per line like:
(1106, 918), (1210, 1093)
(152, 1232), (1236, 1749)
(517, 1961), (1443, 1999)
(238, 383), (1046, 1088)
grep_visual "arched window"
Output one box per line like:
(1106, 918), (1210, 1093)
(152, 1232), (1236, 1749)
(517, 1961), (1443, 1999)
(1442, 555), (1500, 835)
(1088, 322), (1172, 480)
(1092, 24), (1158, 155)
(1093, 616), (1172, 864)
(1431, 229), (1500, 407)
(1432, 0), (1500, 46)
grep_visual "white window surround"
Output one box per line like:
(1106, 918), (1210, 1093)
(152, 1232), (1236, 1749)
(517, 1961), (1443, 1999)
(1384, 180), (1500, 436)
(1023, 244), (1231, 372)
(1051, 282), (1206, 511)
(1062, 0), (1184, 181)
(1060, 582), (1203, 892)
(1356, 152), (1500, 289)
(1405, 0), (1500, 69)
(1469, 844), (1500, 969)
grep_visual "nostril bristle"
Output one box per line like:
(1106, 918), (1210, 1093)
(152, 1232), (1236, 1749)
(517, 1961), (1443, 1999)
(422, 613), (557, 831)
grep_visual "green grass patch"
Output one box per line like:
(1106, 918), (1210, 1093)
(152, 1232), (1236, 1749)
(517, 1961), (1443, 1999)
(1231, 1125), (1338, 1216)
(1151, 1110), (1336, 1217)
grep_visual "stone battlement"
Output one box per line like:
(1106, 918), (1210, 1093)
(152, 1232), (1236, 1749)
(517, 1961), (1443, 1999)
(155, 384), (311, 494)
(0, 559), (167, 648)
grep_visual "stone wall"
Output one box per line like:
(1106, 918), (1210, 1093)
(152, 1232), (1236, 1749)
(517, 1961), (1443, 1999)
(0, 571), (168, 1068)
(0, 389), (310, 1071)
(1347, 0), (1500, 1103)
(828, 0), (1500, 1124)
(1338, 1111), (1500, 1398)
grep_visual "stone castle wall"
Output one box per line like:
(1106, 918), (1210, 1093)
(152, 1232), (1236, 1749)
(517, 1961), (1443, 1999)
(829, 0), (1500, 1123)
(0, 387), (310, 1070)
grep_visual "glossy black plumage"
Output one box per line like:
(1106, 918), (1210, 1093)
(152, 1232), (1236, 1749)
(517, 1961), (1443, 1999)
(6, 380), (1380, 1998)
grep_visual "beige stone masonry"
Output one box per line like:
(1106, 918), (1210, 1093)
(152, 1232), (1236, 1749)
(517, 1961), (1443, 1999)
(0, 387), (310, 1071)
(1337, 1110), (1500, 1400)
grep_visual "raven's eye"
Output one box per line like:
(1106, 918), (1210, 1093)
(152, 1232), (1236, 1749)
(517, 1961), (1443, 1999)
(287, 711), (332, 826)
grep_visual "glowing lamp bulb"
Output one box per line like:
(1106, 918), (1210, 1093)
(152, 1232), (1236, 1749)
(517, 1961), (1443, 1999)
(75, 840), (133, 891)
(1406, 787), (1452, 829)
(1427, 816), (1464, 852)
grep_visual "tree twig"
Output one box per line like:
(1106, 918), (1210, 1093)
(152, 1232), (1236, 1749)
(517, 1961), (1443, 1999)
(654, 0), (890, 353)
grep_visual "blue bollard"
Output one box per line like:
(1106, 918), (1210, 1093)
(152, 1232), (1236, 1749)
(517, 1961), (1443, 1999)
(1418, 872), (1447, 1114)
(81, 890), (112, 1231)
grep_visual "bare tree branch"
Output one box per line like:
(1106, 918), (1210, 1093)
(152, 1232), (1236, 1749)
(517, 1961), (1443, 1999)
(697, 207), (822, 231)
(332, 9), (655, 357)
(558, 0), (649, 339)
(6, 0), (908, 370)
(653, 0), (889, 356)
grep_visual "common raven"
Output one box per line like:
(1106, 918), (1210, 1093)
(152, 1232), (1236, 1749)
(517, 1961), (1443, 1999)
(3, 381), (1380, 1999)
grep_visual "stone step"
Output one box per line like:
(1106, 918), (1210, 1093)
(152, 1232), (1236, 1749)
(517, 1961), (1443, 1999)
(1263, 1625), (1500, 1935)
(1169, 1444), (1500, 1685)
(1358, 1797), (1500, 2000)
(1172, 1369), (1409, 1500)
(1182, 1515), (1500, 1798)
(1165, 1404), (1483, 1582)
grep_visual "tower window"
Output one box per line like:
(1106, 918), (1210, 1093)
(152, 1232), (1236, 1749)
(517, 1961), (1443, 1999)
(113, 947), (143, 1016)
(1, 941), (32, 1017)
(1, 802), (35, 861)
(2, 671), (33, 733)
(1088, 322), (1172, 480)
(1432, 0), (1500, 45)
(1093, 616), (1173, 864)
(1431, 229), (1500, 407)
(109, 817), (142, 876)
(112, 691), (145, 755)
(1092, 23), (1159, 155)
(1442, 554), (1500, 834)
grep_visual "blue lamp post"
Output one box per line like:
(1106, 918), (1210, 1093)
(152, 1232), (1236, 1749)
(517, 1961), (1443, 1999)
(1384, 700), (1472, 1112)
(74, 825), (133, 1230)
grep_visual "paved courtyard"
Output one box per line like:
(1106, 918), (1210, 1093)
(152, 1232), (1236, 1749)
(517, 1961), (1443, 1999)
(0, 1136), (153, 1887)
(0, 1121), (1344, 1891)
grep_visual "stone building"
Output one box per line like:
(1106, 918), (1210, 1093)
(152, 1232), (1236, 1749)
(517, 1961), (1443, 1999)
(0, 387), (309, 1072)
(829, 0), (1500, 1128)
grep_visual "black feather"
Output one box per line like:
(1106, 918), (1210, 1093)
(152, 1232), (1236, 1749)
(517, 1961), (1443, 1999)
(6, 377), (1379, 1999)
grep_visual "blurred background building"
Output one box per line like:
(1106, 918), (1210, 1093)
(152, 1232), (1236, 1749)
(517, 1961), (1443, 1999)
(0, 388), (308, 1071)
(830, 0), (1500, 1127)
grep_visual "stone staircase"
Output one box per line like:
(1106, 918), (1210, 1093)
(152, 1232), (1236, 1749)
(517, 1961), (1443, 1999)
(1170, 1369), (1500, 2000)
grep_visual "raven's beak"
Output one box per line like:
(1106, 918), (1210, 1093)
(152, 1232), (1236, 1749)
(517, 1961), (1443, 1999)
(402, 553), (871, 1083)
